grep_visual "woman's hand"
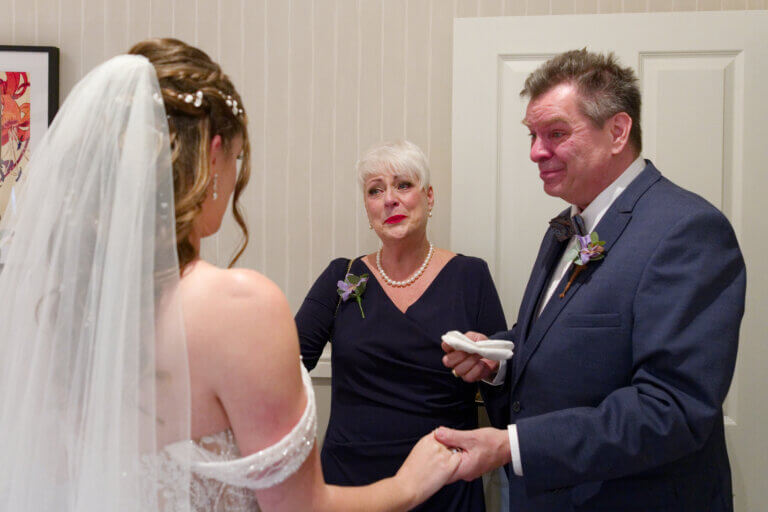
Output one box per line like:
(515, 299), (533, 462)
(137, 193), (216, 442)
(394, 431), (461, 509)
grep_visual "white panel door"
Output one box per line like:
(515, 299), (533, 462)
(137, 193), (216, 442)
(452, 12), (768, 512)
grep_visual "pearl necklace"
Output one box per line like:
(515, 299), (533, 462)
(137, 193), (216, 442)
(376, 242), (434, 287)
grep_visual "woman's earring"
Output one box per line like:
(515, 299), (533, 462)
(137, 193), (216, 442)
(428, 208), (433, 218)
(368, 223), (373, 229)
(212, 173), (219, 200)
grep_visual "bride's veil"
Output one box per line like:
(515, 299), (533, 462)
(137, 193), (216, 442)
(0, 54), (191, 510)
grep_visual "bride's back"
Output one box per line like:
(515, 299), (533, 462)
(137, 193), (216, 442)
(127, 39), (305, 453)
(179, 258), (307, 450)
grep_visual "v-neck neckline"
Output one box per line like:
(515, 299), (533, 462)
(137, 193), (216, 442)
(359, 254), (459, 315)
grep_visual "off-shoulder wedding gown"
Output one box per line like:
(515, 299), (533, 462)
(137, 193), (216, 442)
(148, 365), (317, 511)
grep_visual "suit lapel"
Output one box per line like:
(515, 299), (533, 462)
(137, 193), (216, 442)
(510, 162), (662, 392)
(515, 210), (570, 343)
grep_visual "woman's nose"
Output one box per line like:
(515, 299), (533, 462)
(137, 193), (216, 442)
(384, 188), (398, 206)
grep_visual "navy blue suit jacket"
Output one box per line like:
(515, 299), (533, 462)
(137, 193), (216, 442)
(485, 162), (746, 511)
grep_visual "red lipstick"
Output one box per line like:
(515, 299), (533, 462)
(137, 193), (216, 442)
(385, 215), (406, 224)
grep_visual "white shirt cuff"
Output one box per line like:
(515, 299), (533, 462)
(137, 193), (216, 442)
(482, 360), (507, 386)
(507, 423), (523, 476)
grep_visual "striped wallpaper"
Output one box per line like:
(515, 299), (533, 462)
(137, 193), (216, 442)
(2, 0), (765, 310)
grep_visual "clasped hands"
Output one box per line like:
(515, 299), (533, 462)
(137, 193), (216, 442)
(430, 331), (512, 482)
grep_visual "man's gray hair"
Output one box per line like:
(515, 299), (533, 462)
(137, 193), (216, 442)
(356, 139), (430, 190)
(521, 48), (642, 153)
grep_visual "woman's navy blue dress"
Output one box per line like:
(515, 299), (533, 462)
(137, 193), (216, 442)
(296, 255), (507, 512)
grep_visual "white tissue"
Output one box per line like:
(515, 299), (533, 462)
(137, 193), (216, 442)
(441, 330), (514, 361)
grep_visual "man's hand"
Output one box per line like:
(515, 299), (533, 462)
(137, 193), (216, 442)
(434, 427), (512, 482)
(441, 331), (499, 382)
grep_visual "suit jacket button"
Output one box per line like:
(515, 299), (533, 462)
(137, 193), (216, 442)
(512, 401), (521, 413)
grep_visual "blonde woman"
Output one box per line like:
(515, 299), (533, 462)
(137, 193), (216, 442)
(297, 140), (507, 511)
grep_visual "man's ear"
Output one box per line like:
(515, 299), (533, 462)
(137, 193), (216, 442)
(209, 134), (223, 166)
(608, 112), (632, 155)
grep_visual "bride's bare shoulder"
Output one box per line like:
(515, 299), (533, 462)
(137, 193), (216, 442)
(180, 259), (284, 306)
(179, 260), (295, 357)
(180, 260), (303, 452)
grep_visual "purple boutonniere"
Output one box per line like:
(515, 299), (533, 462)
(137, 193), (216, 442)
(337, 272), (369, 318)
(559, 231), (606, 298)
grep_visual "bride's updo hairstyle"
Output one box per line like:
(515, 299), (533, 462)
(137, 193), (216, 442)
(128, 38), (250, 272)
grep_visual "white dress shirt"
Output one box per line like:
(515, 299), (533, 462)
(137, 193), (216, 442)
(498, 156), (646, 477)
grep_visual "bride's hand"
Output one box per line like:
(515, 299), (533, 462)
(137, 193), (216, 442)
(394, 431), (461, 509)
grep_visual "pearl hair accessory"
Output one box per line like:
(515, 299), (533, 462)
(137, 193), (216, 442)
(178, 90), (203, 108)
(174, 89), (244, 116)
(376, 242), (434, 287)
(219, 92), (244, 116)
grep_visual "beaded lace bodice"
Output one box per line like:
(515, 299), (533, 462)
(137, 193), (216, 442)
(146, 364), (317, 511)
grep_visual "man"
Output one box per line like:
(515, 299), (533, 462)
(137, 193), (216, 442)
(438, 49), (745, 511)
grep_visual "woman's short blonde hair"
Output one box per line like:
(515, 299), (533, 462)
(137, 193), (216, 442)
(356, 140), (430, 191)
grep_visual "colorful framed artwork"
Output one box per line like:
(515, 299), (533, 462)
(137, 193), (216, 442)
(0, 45), (59, 219)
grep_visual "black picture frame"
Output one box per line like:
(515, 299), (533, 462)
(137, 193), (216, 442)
(0, 45), (59, 124)
(0, 45), (59, 218)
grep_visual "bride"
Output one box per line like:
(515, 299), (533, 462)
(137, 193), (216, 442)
(0, 38), (458, 511)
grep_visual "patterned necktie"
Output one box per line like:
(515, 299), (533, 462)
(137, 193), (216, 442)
(548, 213), (587, 242)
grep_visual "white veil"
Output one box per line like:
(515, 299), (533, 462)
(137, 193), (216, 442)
(0, 55), (191, 511)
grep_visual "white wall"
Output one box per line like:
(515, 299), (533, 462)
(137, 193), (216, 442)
(4, 0), (765, 310)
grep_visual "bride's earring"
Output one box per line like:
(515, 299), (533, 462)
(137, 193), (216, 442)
(212, 173), (219, 200)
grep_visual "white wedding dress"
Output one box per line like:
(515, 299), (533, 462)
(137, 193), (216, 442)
(148, 365), (317, 511)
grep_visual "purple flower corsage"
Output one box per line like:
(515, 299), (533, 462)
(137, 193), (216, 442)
(337, 272), (369, 318)
(559, 231), (606, 298)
